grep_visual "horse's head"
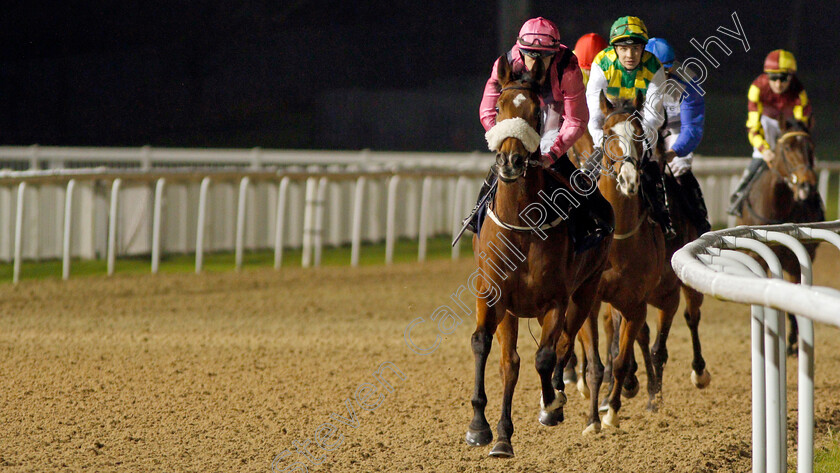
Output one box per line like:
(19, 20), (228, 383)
(774, 118), (816, 201)
(599, 90), (646, 196)
(485, 55), (544, 183)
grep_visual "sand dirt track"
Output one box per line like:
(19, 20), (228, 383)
(1, 247), (840, 472)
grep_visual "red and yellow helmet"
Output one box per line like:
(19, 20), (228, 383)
(763, 49), (797, 74)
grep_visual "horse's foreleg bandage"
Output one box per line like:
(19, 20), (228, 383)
(485, 118), (541, 153)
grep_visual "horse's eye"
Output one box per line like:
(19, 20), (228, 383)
(495, 107), (499, 114)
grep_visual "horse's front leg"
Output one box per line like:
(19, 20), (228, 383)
(536, 304), (568, 427)
(604, 302), (646, 428)
(465, 298), (499, 447)
(489, 314), (519, 458)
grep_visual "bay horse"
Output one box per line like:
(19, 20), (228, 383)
(555, 93), (711, 411)
(465, 54), (613, 457)
(736, 118), (825, 354)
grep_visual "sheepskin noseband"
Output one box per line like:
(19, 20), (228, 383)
(485, 118), (541, 154)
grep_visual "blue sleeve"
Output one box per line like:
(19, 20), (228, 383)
(671, 80), (705, 157)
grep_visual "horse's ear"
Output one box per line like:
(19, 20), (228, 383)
(599, 90), (614, 115)
(496, 55), (512, 87)
(633, 89), (646, 111)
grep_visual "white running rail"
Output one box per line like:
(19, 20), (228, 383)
(672, 220), (840, 473)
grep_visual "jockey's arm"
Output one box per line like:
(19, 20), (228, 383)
(792, 87), (812, 126)
(671, 79), (705, 157)
(479, 58), (503, 132)
(585, 64), (609, 146)
(547, 58), (589, 159)
(642, 68), (667, 141)
(746, 83), (771, 153)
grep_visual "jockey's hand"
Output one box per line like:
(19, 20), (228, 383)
(663, 149), (678, 163)
(539, 153), (555, 169)
(669, 155), (692, 177)
(762, 148), (775, 165)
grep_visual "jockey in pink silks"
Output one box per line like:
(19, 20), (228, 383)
(464, 17), (612, 252)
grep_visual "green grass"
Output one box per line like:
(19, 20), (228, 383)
(811, 429), (840, 473)
(0, 235), (473, 284)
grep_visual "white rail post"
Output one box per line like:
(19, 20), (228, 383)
(418, 176), (433, 262)
(451, 177), (468, 260)
(719, 249), (767, 473)
(235, 177), (250, 271)
(302, 177), (317, 267)
(760, 230), (817, 473)
(793, 228), (840, 473)
(817, 169), (829, 205)
(31, 186), (40, 262)
(151, 178), (166, 274)
(274, 177), (290, 269)
(385, 175), (400, 264)
(313, 177), (328, 267)
(107, 179), (122, 276)
(195, 177), (211, 274)
(351, 177), (366, 267)
(723, 236), (785, 473)
(13, 182), (26, 284)
(62, 179), (76, 280)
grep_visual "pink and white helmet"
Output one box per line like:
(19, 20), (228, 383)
(517, 17), (561, 51)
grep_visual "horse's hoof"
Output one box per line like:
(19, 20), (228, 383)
(465, 427), (493, 446)
(622, 375), (640, 398)
(540, 390), (567, 411)
(646, 400), (659, 412)
(577, 376), (590, 399)
(691, 369), (711, 389)
(603, 407), (620, 428)
(489, 440), (514, 458)
(582, 422), (601, 436)
(598, 399), (610, 413)
(563, 367), (578, 386)
(539, 407), (565, 426)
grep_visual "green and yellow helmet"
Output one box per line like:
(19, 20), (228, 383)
(609, 16), (649, 46)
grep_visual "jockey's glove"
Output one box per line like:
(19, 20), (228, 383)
(669, 156), (692, 177)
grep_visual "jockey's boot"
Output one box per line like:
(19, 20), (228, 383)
(676, 171), (712, 234)
(727, 158), (766, 217)
(463, 169), (497, 234)
(641, 159), (677, 240)
(550, 156), (614, 252)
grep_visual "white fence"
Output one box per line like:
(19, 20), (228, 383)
(672, 220), (840, 473)
(1, 147), (839, 275)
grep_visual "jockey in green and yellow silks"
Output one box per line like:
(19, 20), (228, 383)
(584, 16), (675, 238)
(586, 16), (666, 147)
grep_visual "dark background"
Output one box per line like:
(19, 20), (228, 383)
(1, 0), (836, 157)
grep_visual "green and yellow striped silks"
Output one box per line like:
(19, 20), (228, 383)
(593, 46), (661, 100)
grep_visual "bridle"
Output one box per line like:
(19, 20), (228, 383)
(744, 130), (815, 224)
(600, 109), (644, 181)
(770, 130), (813, 186)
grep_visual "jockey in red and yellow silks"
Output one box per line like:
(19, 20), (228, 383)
(728, 49), (812, 216)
